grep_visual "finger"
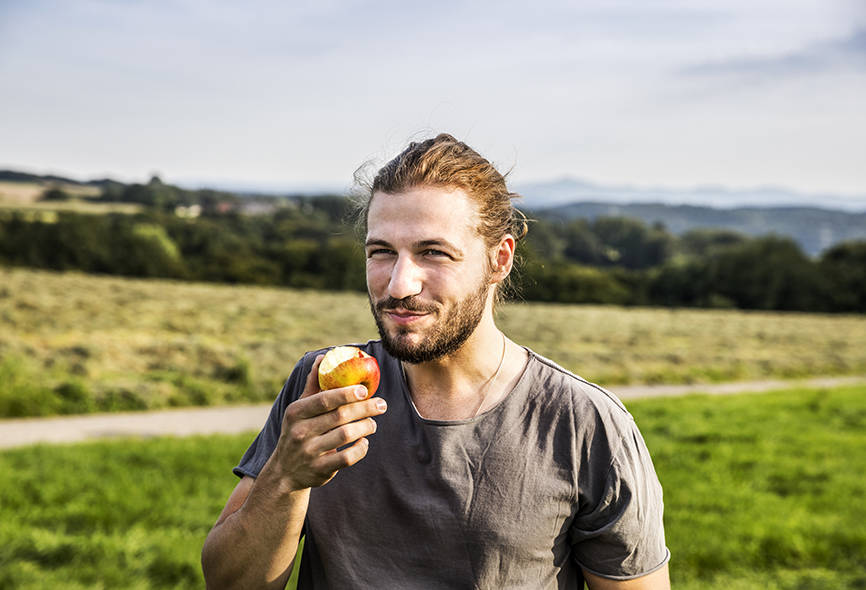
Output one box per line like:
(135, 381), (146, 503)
(317, 397), (387, 431)
(285, 396), (385, 445)
(311, 437), (370, 473)
(299, 354), (324, 400)
(292, 384), (371, 420)
(309, 418), (378, 456)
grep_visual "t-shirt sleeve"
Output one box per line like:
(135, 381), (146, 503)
(569, 421), (670, 580)
(232, 352), (316, 479)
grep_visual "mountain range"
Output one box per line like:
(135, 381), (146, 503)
(528, 202), (864, 257)
(514, 178), (866, 256)
(513, 177), (866, 212)
(3, 169), (864, 256)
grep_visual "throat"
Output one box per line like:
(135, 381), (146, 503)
(409, 390), (491, 421)
(401, 338), (528, 421)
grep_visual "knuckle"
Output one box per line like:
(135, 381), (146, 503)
(299, 440), (317, 460)
(332, 405), (351, 425)
(288, 425), (306, 445)
(337, 425), (354, 445)
(349, 439), (370, 463)
(318, 395), (336, 414)
(365, 418), (378, 435)
(335, 452), (355, 469)
(284, 402), (302, 423)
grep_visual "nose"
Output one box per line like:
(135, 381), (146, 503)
(388, 255), (423, 300)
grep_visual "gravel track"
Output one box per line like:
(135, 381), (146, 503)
(1, 376), (864, 449)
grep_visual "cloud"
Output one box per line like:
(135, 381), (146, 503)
(681, 27), (866, 78)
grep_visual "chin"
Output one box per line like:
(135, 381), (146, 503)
(386, 330), (421, 350)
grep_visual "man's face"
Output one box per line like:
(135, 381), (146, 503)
(365, 186), (494, 363)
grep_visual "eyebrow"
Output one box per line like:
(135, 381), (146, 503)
(365, 238), (464, 258)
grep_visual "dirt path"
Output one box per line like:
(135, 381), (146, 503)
(1, 375), (864, 450)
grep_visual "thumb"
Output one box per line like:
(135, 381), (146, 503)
(300, 354), (324, 399)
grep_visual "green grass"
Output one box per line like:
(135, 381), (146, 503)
(1, 385), (865, 588)
(0, 434), (239, 589)
(631, 385), (866, 589)
(2, 267), (865, 418)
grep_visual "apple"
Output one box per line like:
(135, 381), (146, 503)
(318, 346), (381, 396)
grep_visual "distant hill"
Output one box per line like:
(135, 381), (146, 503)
(4, 168), (864, 256)
(514, 177), (866, 212)
(531, 201), (866, 256)
(0, 169), (122, 190)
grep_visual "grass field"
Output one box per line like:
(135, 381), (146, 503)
(0, 180), (101, 203)
(0, 199), (143, 216)
(0, 181), (140, 216)
(1, 384), (864, 589)
(2, 267), (865, 418)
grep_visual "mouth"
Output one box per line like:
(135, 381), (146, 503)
(384, 309), (429, 326)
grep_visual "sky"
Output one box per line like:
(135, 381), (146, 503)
(1, 0), (864, 200)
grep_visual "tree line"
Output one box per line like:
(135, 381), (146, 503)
(0, 179), (864, 312)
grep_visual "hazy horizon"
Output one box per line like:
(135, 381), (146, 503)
(7, 164), (866, 212)
(2, 0), (864, 205)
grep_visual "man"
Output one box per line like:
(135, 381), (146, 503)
(202, 134), (670, 589)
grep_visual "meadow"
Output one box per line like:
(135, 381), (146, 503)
(0, 383), (864, 589)
(0, 181), (140, 216)
(0, 180), (101, 203)
(2, 267), (865, 418)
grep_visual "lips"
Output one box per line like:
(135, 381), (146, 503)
(385, 309), (429, 325)
(375, 296), (438, 327)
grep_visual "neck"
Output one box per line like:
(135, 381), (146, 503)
(401, 315), (526, 420)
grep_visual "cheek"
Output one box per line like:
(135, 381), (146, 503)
(366, 260), (390, 293)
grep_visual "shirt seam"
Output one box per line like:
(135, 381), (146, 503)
(577, 547), (671, 581)
(527, 350), (631, 417)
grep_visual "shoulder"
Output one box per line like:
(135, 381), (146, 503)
(521, 348), (639, 465)
(523, 348), (633, 423)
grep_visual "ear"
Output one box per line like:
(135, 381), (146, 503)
(489, 234), (516, 283)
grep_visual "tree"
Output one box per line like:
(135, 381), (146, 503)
(819, 240), (866, 312)
(40, 187), (71, 201)
(706, 236), (827, 311)
(591, 217), (674, 269)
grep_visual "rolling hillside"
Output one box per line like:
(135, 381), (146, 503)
(531, 201), (866, 256)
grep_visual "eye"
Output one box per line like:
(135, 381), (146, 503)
(366, 248), (394, 258)
(423, 249), (450, 258)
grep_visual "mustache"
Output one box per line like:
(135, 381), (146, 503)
(375, 296), (438, 314)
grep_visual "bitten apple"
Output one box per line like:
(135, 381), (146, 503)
(318, 346), (381, 396)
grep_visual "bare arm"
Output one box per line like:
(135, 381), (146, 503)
(201, 355), (387, 589)
(584, 563), (670, 590)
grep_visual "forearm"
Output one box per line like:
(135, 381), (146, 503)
(202, 359), (384, 588)
(202, 471), (309, 590)
(584, 563), (670, 590)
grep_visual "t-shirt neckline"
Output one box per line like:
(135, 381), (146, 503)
(397, 346), (535, 426)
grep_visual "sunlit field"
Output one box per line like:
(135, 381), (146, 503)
(1, 384), (864, 589)
(0, 181), (140, 216)
(0, 200), (143, 216)
(2, 267), (865, 417)
(0, 181), (100, 203)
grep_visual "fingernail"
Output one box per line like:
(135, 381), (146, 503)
(355, 386), (368, 400)
(375, 398), (387, 412)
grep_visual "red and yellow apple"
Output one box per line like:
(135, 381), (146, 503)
(318, 346), (380, 396)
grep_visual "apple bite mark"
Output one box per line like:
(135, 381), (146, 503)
(317, 346), (381, 396)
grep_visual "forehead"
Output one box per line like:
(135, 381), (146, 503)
(366, 186), (482, 245)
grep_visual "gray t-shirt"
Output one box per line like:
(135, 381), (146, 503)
(234, 340), (669, 589)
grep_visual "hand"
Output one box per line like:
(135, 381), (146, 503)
(273, 354), (387, 491)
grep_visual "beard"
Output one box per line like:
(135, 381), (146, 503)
(369, 276), (490, 364)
